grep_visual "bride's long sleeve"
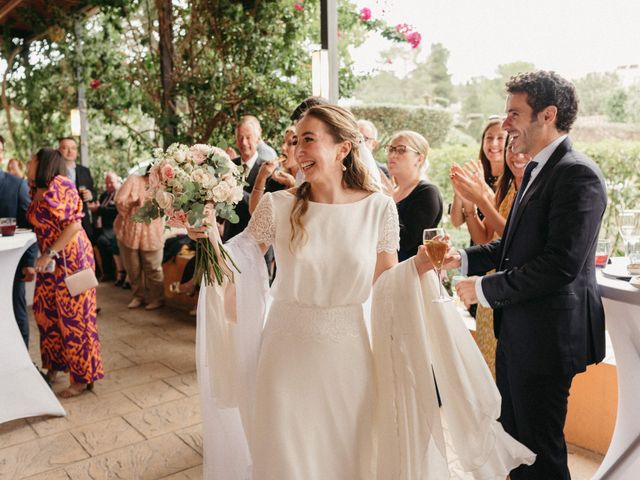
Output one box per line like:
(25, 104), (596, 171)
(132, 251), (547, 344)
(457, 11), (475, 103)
(371, 261), (536, 479)
(197, 217), (271, 479)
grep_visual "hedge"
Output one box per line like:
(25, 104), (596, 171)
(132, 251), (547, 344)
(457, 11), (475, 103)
(350, 104), (452, 149)
(426, 139), (640, 254)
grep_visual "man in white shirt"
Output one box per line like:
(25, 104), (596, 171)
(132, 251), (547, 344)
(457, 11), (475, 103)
(223, 115), (269, 241)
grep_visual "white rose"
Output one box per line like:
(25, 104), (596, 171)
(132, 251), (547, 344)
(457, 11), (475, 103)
(155, 190), (175, 210)
(191, 168), (207, 186)
(211, 182), (232, 203)
(174, 149), (186, 164)
(228, 186), (244, 203)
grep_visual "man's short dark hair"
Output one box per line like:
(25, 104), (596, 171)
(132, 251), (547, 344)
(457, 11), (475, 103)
(35, 148), (67, 188)
(506, 71), (578, 132)
(290, 96), (329, 122)
(58, 136), (77, 144)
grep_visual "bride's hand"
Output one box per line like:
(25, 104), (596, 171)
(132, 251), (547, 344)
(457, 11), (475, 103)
(187, 226), (210, 240)
(414, 245), (433, 275)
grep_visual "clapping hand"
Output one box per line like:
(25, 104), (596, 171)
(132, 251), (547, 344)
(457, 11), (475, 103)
(450, 163), (485, 205)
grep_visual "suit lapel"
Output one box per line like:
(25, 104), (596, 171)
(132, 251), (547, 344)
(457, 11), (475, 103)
(246, 159), (263, 190)
(500, 138), (572, 262)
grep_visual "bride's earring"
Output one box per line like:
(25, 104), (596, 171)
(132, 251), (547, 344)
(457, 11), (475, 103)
(342, 163), (347, 172)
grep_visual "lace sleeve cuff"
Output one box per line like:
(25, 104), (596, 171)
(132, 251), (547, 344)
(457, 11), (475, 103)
(377, 197), (400, 253)
(247, 192), (275, 246)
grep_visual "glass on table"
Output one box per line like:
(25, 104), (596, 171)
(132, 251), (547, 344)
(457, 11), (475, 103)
(618, 210), (640, 262)
(423, 227), (452, 303)
(595, 239), (611, 268)
(0, 217), (17, 236)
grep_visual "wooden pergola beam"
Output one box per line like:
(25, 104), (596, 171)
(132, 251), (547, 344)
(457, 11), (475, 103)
(0, 0), (26, 23)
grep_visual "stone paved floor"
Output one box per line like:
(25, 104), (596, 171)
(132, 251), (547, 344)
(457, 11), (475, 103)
(0, 282), (603, 479)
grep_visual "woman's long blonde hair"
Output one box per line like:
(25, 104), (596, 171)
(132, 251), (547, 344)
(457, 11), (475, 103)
(290, 105), (377, 250)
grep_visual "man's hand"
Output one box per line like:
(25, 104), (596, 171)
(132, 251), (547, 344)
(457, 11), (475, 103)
(455, 276), (480, 308)
(442, 247), (462, 270)
(22, 266), (35, 282)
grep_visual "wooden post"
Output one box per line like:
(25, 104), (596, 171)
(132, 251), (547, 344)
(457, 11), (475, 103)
(156, 0), (177, 147)
(74, 17), (89, 167)
(320, 0), (339, 102)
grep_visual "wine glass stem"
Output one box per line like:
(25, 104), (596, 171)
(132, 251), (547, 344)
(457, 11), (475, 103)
(436, 268), (444, 298)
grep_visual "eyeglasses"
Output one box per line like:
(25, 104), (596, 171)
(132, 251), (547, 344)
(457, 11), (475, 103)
(384, 144), (420, 155)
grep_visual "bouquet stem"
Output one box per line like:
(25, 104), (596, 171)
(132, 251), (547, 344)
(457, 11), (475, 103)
(195, 238), (241, 286)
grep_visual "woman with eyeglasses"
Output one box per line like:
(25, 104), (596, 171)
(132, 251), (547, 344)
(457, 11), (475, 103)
(386, 130), (443, 261)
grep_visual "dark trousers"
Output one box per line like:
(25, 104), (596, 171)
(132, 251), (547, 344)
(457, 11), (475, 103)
(496, 344), (574, 480)
(13, 278), (29, 348)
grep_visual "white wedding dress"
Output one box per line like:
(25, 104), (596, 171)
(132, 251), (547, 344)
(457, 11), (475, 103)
(196, 189), (535, 480)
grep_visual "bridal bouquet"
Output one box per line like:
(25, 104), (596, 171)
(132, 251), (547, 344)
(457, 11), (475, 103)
(134, 143), (244, 286)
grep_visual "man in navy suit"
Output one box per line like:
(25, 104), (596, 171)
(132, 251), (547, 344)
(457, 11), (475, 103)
(59, 137), (96, 239)
(0, 135), (37, 347)
(446, 71), (607, 479)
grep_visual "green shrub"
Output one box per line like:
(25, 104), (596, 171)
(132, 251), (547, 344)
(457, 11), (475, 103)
(427, 139), (640, 255)
(577, 140), (640, 253)
(350, 104), (452, 149)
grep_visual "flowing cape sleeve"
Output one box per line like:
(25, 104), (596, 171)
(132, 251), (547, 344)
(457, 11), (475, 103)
(196, 231), (270, 480)
(372, 260), (536, 479)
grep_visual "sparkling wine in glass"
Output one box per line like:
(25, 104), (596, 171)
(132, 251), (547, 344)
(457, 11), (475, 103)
(423, 228), (452, 303)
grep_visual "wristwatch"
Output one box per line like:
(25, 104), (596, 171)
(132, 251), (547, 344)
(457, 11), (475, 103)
(46, 248), (59, 259)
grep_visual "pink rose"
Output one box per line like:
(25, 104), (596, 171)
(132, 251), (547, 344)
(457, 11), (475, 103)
(359, 7), (372, 21)
(189, 144), (211, 165)
(405, 31), (421, 49)
(160, 163), (175, 180)
(294, 2), (303, 12)
(167, 209), (188, 228)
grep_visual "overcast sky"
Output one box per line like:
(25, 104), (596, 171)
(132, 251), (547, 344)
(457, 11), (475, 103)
(352, 0), (640, 83)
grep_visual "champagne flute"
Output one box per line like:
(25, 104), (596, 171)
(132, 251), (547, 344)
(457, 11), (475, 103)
(423, 228), (452, 303)
(618, 210), (640, 260)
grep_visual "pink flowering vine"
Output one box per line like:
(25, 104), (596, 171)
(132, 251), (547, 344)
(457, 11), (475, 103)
(294, 2), (303, 12)
(359, 7), (372, 21)
(405, 31), (421, 49)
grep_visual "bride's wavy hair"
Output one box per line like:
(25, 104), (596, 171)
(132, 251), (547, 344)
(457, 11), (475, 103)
(290, 105), (377, 250)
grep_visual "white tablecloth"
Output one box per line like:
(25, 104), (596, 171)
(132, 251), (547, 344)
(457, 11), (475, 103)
(593, 261), (640, 479)
(0, 233), (65, 424)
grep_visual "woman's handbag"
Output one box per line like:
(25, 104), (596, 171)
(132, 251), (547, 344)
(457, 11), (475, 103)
(62, 248), (98, 296)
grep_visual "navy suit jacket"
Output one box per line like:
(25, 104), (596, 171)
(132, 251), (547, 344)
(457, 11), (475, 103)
(465, 138), (607, 376)
(0, 171), (37, 276)
(222, 155), (266, 242)
(72, 163), (96, 238)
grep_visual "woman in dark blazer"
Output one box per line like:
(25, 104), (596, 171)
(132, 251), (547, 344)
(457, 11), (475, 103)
(386, 130), (443, 261)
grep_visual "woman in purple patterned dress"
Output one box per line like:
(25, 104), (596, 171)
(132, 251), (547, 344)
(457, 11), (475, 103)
(27, 148), (104, 398)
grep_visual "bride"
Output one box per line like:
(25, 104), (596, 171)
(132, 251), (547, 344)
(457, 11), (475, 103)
(192, 105), (535, 479)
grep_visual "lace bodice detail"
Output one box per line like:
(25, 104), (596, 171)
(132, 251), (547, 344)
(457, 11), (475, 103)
(377, 198), (400, 253)
(247, 192), (275, 245)
(249, 190), (400, 306)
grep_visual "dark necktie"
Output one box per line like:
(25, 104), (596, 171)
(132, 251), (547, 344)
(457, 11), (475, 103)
(503, 160), (538, 244)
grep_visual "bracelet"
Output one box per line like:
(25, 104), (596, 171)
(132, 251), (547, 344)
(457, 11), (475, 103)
(254, 186), (265, 192)
(46, 247), (59, 259)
